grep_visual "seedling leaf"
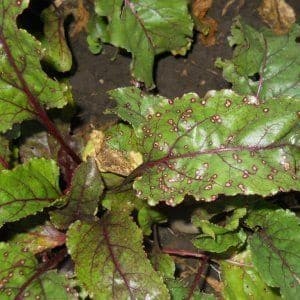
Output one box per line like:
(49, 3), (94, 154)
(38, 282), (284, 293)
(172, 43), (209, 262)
(67, 213), (170, 299)
(0, 158), (60, 227)
(109, 87), (300, 205)
(89, 0), (193, 88)
(216, 19), (300, 100)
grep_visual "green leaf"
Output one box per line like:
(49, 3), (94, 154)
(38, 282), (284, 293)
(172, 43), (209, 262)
(66, 214), (170, 299)
(166, 279), (215, 300)
(109, 87), (300, 205)
(0, 0), (70, 132)
(11, 223), (66, 254)
(248, 209), (300, 299)
(150, 252), (175, 279)
(89, 0), (193, 88)
(221, 249), (280, 300)
(50, 159), (103, 229)
(216, 19), (300, 100)
(0, 243), (77, 299)
(0, 158), (61, 227)
(192, 208), (247, 239)
(193, 229), (247, 253)
(40, 5), (72, 72)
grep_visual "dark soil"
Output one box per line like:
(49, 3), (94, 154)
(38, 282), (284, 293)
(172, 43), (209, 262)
(69, 0), (300, 127)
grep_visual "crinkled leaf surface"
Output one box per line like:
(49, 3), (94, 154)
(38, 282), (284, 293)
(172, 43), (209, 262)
(247, 209), (300, 299)
(11, 223), (66, 254)
(221, 249), (280, 300)
(89, 0), (193, 88)
(41, 5), (72, 72)
(0, 0), (70, 132)
(50, 159), (103, 229)
(0, 243), (77, 299)
(0, 158), (60, 227)
(216, 19), (300, 100)
(109, 87), (300, 205)
(193, 229), (247, 253)
(67, 214), (170, 299)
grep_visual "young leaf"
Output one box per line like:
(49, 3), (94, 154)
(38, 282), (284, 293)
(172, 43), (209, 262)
(66, 213), (170, 299)
(40, 5), (73, 72)
(11, 223), (66, 254)
(247, 209), (300, 299)
(88, 0), (193, 88)
(216, 19), (300, 100)
(109, 87), (300, 205)
(0, 0), (70, 133)
(150, 252), (175, 279)
(0, 158), (61, 228)
(193, 229), (247, 253)
(221, 249), (280, 300)
(0, 243), (77, 299)
(50, 159), (103, 229)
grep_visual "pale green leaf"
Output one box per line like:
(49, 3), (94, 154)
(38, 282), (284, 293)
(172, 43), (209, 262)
(89, 0), (193, 88)
(0, 0), (70, 132)
(216, 19), (300, 100)
(248, 209), (300, 299)
(0, 158), (61, 227)
(0, 243), (77, 299)
(109, 87), (300, 205)
(67, 214), (170, 299)
(150, 252), (175, 279)
(221, 249), (280, 300)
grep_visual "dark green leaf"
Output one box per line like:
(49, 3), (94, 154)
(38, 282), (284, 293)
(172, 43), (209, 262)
(0, 158), (61, 227)
(89, 0), (193, 88)
(248, 209), (300, 299)
(66, 213), (170, 299)
(221, 249), (280, 300)
(0, 243), (77, 299)
(50, 159), (103, 229)
(0, 0), (70, 132)
(109, 87), (300, 205)
(216, 19), (300, 100)
(0, 135), (10, 170)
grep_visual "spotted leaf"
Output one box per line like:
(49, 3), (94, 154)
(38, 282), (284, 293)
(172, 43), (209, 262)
(88, 0), (193, 88)
(66, 214), (170, 299)
(0, 158), (61, 227)
(0, 0), (70, 133)
(109, 87), (300, 205)
(50, 159), (104, 229)
(247, 209), (300, 299)
(216, 19), (300, 100)
(0, 243), (77, 299)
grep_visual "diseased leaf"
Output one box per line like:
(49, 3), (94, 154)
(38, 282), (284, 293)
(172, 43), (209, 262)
(88, 0), (193, 88)
(0, 135), (10, 170)
(193, 229), (247, 253)
(0, 243), (77, 299)
(109, 87), (300, 205)
(221, 249), (280, 300)
(67, 214), (170, 299)
(41, 5), (72, 72)
(216, 19), (300, 100)
(11, 223), (66, 254)
(247, 209), (300, 298)
(0, 158), (61, 227)
(50, 159), (103, 229)
(0, 0), (70, 133)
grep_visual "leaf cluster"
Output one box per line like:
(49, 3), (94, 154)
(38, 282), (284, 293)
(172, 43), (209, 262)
(0, 1), (299, 299)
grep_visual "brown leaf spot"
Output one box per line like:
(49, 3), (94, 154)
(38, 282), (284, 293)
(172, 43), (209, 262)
(191, 98), (196, 103)
(205, 184), (212, 190)
(16, 0), (22, 5)
(263, 108), (269, 113)
(225, 180), (232, 187)
(238, 183), (246, 192)
(168, 99), (174, 105)
(225, 99), (232, 107)
(242, 170), (249, 178)
(268, 174), (274, 180)
(201, 100), (207, 105)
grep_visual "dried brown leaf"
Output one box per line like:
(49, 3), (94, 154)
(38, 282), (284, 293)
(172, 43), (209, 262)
(258, 0), (296, 35)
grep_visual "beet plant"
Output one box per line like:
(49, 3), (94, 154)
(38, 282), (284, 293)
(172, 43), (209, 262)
(0, 0), (299, 299)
